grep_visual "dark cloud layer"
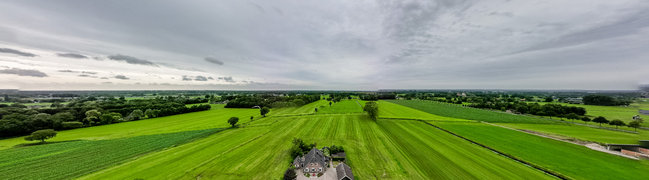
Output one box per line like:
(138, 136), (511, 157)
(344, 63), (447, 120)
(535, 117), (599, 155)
(57, 53), (88, 59)
(204, 57), (224, 65)
(194, 75), (208, 81)
(0, 48), (37, 57)
(0, 68), (47, 77)
(107, 54), (158, 66)
(113, 75), (129, 80)
(218, 76), (235, 83)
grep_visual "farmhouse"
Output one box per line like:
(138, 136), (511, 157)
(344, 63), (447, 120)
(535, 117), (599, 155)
(293, 148), (330, 174)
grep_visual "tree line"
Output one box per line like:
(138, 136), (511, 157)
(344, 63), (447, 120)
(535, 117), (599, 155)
(0, 96), (211, 137)
(224, 94), (320, 108)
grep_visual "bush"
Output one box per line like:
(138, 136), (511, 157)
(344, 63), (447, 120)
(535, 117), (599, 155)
(62, 121), (83, 129)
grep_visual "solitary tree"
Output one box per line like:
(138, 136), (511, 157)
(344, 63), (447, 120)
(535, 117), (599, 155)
(592, 116), (609, 126)
(24, 129), (57, 143)
(581, 116), (591, 124)
(329, 102), (332, 106)
(260, 107), (270, 117)
(250, 116), (254, 121)
(315, 108), (318, 113)
(363, 101), (379, 121)
(628, 120), (641, 132)
(609, 119), (625, 129)
(228, 117), (239, 127)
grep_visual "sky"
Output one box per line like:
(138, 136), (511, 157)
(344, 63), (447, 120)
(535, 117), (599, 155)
(0, 0), (648, 90)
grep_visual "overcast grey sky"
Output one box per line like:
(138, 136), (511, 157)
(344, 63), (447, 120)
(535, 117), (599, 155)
(0, 0), (648, 90)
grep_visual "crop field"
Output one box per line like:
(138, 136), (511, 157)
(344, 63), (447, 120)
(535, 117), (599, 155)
(535, 102), (649, 125)
(388, 100), (555, 124)
(0, 104), (258, 150)
(0, 129), (219, 179)
(498, 123), (647, 144)
(81, 114), (550, 179)
(377, 100), (468, 122)
(270, 100), (329, 115)
(317, 100), (364, 114)
(434, 121), (649, 179)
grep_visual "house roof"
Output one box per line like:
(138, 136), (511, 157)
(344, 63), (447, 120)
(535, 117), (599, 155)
(336, 162), (354, 180)
(304, 148), (326, 167)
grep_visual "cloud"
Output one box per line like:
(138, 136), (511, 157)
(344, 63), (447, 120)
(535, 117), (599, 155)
(182, 75), (192, 81)
(218, 76), (235, 83)
(107, 54), (158, 66)
(204, 57), (224, 65)
(0, 48), (37, 57)
(208, 76), (214, 80)
(58, 69), (78, 73)
(57, 53), (88, 59)
(81, 71), (97, 74)
(113, 75), (129, 80)
(194, 75), (208, 81)
(0, 68), (47, 77)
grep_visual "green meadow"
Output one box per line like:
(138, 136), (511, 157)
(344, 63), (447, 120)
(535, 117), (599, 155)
(1, 99), (648, 179)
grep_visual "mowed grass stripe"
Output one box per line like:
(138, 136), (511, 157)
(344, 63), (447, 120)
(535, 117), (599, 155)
(379, 120), (552, 179)
(435, 122), (649, 179)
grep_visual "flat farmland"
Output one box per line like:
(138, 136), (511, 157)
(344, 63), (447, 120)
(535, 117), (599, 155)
(0, 104), (259, 150)
(81, 114), (551, 179)
(498, 123), (647, 144)
(388, 100), (554, 124)
(434, 121), (649, 179)
(317, 100), (363, 114)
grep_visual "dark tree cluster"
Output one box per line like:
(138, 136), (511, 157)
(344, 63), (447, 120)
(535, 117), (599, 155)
(583, 95), (631, 106)
(225, 94), (320, 108)
(0, 97), (211, 137)
(359, 93), (396, 101)
(470, 102), (586, 118)
(289, 138), (316, 159)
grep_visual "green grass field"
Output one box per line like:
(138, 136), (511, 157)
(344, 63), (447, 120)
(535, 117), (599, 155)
(0, 104), (258, 150)
(81, 114), (550, 179)
(317, 100), (363, 114)
(498, 123), (648, 144)
(2, 98), (648, 179)
(435, 121), (649, 179)
(388, 100), (555, 124)
(0, 129), (219, 179)
(535, 102), (649, 125)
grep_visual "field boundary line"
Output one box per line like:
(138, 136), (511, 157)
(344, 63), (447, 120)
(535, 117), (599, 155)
(413, 120), (569, 180)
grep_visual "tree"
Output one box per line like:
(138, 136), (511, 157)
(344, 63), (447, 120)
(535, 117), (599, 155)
(314, 108), (318, 113)
(53, 112), (75, 122)
(363, 101), (379, 120)
(581, 116), (591, 124)
(228, 117), (239, 127)
(128, 109), (144, 121)
(24, 129), (57, 142)
(628, 120), (641, 132)
(84, 110), (102, 125)
(609, 119), (625, 129)
(592, 116), (609, 126)
(544, 96), (553, 102)
(283, 168), (297, 180)
(565, 113), (579, 122)
(250, 116), (254, 121)
(260, 107), (270, 117)
(329, 101), (332, 106)
(100, 112), (122, 124)
(145, 109), (158, 118)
